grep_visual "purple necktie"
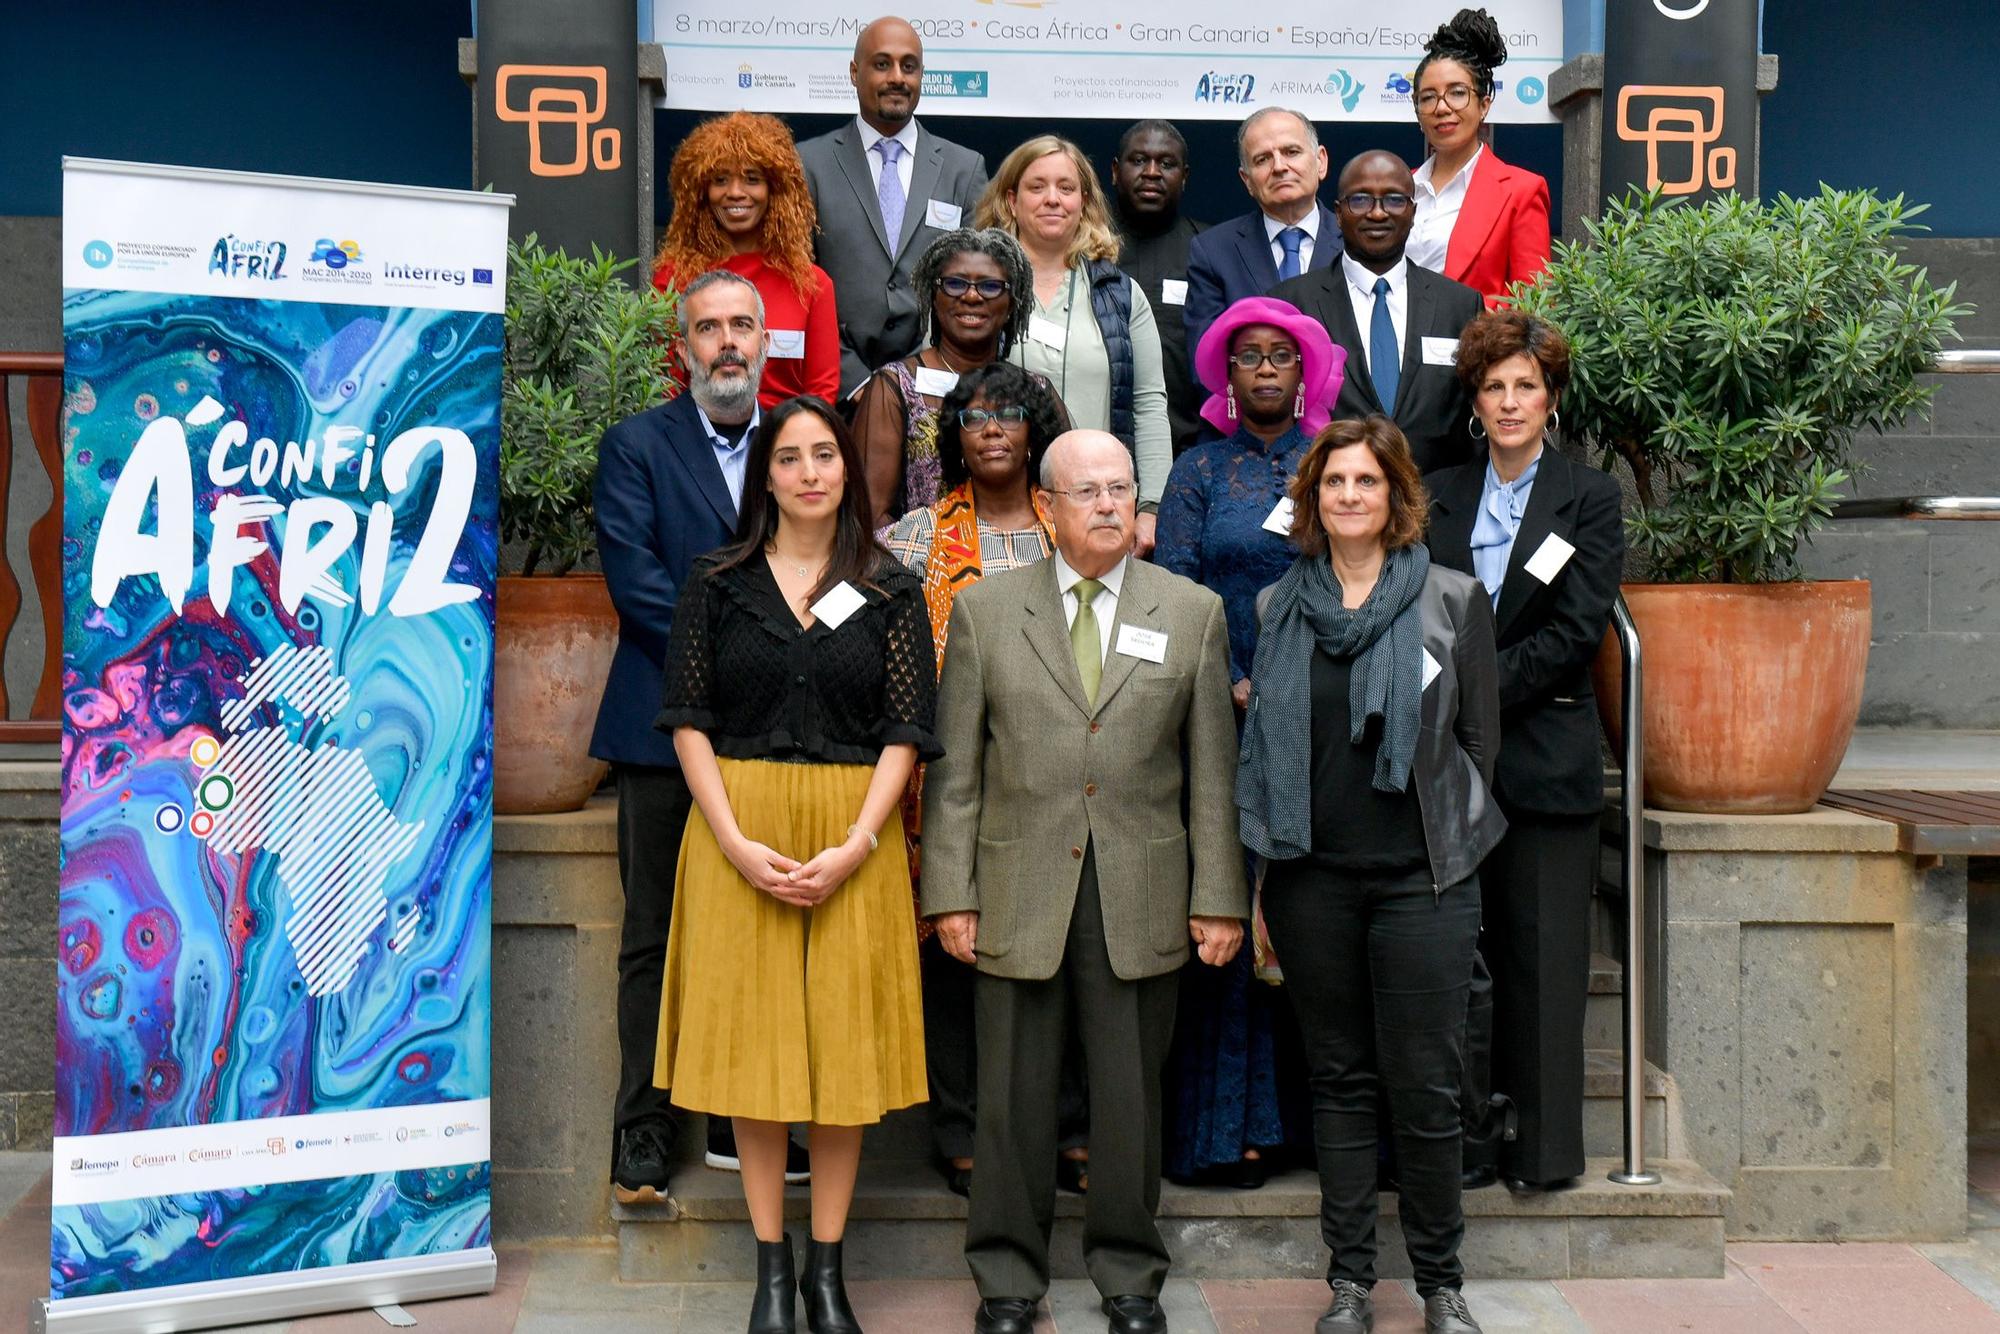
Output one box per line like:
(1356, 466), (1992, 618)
(875, 139), (907, 257)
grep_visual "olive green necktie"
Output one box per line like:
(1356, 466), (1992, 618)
(1071, 577), (1103, 704)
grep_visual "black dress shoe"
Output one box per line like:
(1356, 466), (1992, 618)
(974, 1297), (1036, 1334)
(1230, 1152), (1275, 1190)
(799, 1238), (860, 1334)
(1423, 1288), (1483, 1333)
(1460, 1162), (1499, 1190)
(1503, 1174), (1577, 1195)
(946, 1165), (973, 1198)
(1102, 1295), (1166, 1334)
(748, 1234), (796, 1334)
(1056, 1154), (1089, 1195)
(1316, 1280), (1373, 1334)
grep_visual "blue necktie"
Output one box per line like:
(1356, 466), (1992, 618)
(1276, 226), (1305, 281)
(1370, 276), (1400, 409)
(874, 139), (906, 258)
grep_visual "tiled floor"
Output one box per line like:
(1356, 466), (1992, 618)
(6, 1153), (2000, 1333)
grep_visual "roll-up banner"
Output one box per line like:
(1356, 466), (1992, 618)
(48, 159), (511, 1333)
(652, 2), (1564, 123)
(1601, 0), (1760, 206)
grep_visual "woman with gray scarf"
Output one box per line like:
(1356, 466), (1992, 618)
(1237, 415), (1505, 1334)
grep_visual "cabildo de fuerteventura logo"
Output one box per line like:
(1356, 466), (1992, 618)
(1326, 70), (1365, 112)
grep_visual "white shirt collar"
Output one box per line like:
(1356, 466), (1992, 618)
(1053, 550), (1128, 600)
(1414, 144), (1483, 200)
(856, 117), (920, 157)
(1264, 206), (1322, 243)
(1341, 252), (1409, 298)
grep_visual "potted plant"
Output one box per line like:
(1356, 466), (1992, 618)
(498, 235), (678, 814)
(1516, 188), (1967, 813)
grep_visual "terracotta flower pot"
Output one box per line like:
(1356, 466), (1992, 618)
(1591, 581), (1872, 815)
(494, 574), (619, 815)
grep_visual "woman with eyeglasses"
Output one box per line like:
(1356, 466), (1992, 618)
(880, 363), (1088, 1198)
(1407, 8), (1552, 307)
(1155, 297), (1344, 1191)
(853, 228), (1040, 529)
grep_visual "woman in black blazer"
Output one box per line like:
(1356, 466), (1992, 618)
(1425, 310), (1623, 1191)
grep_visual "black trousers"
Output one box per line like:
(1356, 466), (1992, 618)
(1262, 862), (1481, 1298)
(921, 936), (1089, 1162)
(1483, 811), (1597, 1184)
(965, 847), (1179, 1301)
(613, 763), (693, 1141)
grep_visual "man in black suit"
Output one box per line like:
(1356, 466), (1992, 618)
(799, 16), (990, 399)
(1182, 107), (1341, 358)
(1111, 120), (1207, 455)
(1270, 150), (1484, 473)
(591, 270), (808, 1201)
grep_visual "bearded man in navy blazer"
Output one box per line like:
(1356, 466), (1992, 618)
(1182, 107), (1341, 359)
(590, 270), (807, 1202)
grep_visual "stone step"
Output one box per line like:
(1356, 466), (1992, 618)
(1584, 950), (1625, 1051)
(616, 1155), (1726, 1282)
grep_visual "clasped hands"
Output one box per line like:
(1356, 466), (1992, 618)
(931, 911), (1244, 967)
(723, 830), (872, 908)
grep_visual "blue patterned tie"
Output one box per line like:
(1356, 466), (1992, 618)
(874, 138), (906, 258)
(1370, 276), (1400, 409)
(1276, 226), (1305, 281)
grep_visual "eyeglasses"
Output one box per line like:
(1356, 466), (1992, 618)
(1340, 192), (1414, 216)
(1416, 84), (1477, 114)
(957, 405), (1028, 429)
(1045, 481), (1136, 506)
(1229, 347), (1299, 371)
(938, 275), (1009, 299)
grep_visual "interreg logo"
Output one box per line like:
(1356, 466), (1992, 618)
(738, 63), (754, 89)
(209, 234), (287, 281)
(82, 240), (114, 269)
(1326, 69), (1365, 113)
(921, 70), (988, 98)
(1517, 76), (1546, 106)
(310, 238), (364, 270)
(1193, 72), (1255, 106)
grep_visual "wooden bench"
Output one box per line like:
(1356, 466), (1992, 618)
(1819, 789), (2000, 855)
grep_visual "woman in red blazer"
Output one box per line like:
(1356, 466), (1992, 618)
(1406, 9), (1552, 308)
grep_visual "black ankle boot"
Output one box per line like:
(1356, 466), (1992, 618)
(799, 1237), (862, 1334)
(750, 1234), (797, 1334)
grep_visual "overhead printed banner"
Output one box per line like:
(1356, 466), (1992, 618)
(653, 2), (1563, 122)
(54, 159), (507, 1320)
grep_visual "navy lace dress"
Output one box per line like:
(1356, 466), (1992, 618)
(1155, 424), (1312, 1179)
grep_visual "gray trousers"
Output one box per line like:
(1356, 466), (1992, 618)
(965, 845), (1179, 1301)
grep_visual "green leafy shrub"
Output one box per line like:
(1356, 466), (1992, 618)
(502, 235), (678, 575)
(1515, 188), (1967, 583)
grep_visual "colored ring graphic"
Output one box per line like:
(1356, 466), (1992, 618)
(197, 774), (235, 811)
(190, 736), (222, 768)
(154, 804), (185, 835)
(189, 810), (216, 837)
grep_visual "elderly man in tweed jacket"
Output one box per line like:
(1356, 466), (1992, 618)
(922, 430), (1248, 1334)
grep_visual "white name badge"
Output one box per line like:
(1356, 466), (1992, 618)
(1115, 624), (1169, 663)
(1028, 314), (1068, 351)
(809, 581), (867, 630)
(926, 198), (963, 229)
(1524, 532), (1577, 584)
(1421, 336), (1460, 367)
(913, 366), (960, 397)
(768, 329), (806, 359)
(1421, 646), (1442, 691)
(1160, 278), (1189, 307)
(1261, 496), (1295, 536)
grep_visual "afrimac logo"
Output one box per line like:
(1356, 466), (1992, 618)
(1326, 70), (1364, 112)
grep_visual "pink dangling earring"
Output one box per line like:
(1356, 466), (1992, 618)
(1294, 386), (1305, 419)
(1226, 385), (1238, 421)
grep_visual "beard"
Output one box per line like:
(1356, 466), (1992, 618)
(688, 348), (764, 418)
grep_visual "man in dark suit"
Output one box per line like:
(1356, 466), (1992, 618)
(1112, 120), (1207, 456)
(799, 16), (990, 400)
(1270, 150), (1485, 474)
(590, 270), (808, 1202)
(1182, 107), (1340, 358)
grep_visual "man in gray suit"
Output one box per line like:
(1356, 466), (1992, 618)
(798, 16), (990, 399)
(923, 430), (1248, 1334)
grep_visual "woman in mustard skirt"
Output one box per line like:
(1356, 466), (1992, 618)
(656, 394), (940, 1334)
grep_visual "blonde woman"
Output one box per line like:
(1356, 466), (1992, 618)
(976, 136), (1171, 556)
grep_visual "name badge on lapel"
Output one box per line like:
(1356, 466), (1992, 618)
(1421, 336), (1459, 367)
(1261, 497), (1295, 536)
(1524, 533), (1576, 584)
(1421, 646), (1442, 691)
(810, 581), (867, 630)
(912, 366), (959, 397)
(1028, 315), (1067, 351)
(768, 329), (806, 359)
(1160, 278), (1189, 306)
(1115, 624), (1168, 663)
(926, 198), (963, 229)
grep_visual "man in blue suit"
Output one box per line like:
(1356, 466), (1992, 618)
(590, 270), (808, 1201)
(1183, 107), (1342, 358)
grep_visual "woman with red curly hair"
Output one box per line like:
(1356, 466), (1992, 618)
(656, 112), (841, 409)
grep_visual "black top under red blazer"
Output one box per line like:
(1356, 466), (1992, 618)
(1440, 149), (1552, 308)
(1425, 447), (1624, 816)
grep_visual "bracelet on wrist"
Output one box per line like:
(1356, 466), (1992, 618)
(847, 824), (878, 852)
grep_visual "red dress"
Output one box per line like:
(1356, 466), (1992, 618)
(654, 251), (841, 409)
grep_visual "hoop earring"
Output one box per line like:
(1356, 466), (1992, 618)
(1227, 385), (1238, 421)
(1468, 414), (1488, 441)
(1548, 408), (1562, 437)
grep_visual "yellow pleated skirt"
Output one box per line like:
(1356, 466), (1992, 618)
(655, 757), (928, 1125)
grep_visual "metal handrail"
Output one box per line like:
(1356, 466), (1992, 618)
(1832, 496), (2000, 521)
(1608, 593), (1660, 1186)
(1933, 349), (2000, 372)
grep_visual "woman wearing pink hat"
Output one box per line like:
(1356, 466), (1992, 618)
(1155, 296), (1345, 1188)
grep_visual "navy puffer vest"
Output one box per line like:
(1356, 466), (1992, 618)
(1083, 258), (1136, 451)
